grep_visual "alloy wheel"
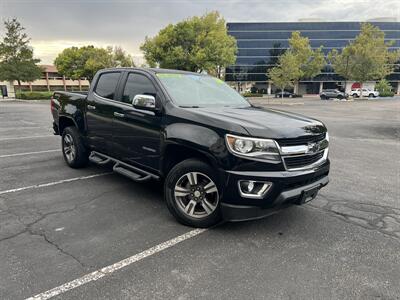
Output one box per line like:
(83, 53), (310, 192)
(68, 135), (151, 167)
(63, 133), (76, 163)
(174, 172), (219, 219)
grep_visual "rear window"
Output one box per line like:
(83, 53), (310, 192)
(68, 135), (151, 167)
(95, 72), (121, 99)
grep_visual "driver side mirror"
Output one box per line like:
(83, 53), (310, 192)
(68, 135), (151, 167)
(132, 94), (158, 112)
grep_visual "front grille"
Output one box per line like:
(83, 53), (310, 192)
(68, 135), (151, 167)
(277, 133), (326, 147)
(284, 151), (324, 169)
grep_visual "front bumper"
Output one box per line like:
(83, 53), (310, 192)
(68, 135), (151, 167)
(219, 161), (330, 221)
(221, 175), (328, 221)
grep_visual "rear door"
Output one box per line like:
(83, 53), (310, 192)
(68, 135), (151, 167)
(85, 71), (122, 155)
(112, 71), (163, 172)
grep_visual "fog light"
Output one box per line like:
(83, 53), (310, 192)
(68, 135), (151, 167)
(238, 180), (272, 199)
(247, 181), (254, 192)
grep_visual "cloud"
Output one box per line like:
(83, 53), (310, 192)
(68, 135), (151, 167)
(31, 40), (106, 64)
(1, 0), (399, 64)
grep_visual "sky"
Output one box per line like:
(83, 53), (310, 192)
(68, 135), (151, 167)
(1, 0), (399, 65)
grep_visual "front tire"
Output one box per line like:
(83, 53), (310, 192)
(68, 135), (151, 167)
(164, 159), (222, 228)
(62, 126), (89, 168)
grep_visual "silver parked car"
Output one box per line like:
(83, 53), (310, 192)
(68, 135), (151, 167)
(320, 89), (348, 100)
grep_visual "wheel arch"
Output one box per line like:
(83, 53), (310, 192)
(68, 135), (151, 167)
(161, 142), (220, 178)
(58, 116), (78, 135)
(162, 123), (225, 176)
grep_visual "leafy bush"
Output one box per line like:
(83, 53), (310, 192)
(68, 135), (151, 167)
(375, 79), (395, 97)
(242, 92), (263, 97)
(379, 90), (395, 97)
(16, 91), (53, 100)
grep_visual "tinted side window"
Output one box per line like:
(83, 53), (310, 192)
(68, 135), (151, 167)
(122, 73), (156, 104)
(95, 72), (121, 99)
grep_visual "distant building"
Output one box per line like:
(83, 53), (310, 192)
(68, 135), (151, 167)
(0, 65), (90, 98)
(225, 21), (400, 95)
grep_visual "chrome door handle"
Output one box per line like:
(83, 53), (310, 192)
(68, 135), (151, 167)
(87, 105), (96, 110)
(114, 112), (125, 118)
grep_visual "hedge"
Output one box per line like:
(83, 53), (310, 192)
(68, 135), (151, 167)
(379, 91), (395, 97)
(242, 92), (264, 97)
(16, 91), (53, 100)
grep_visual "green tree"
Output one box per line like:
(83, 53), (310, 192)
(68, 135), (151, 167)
(53, 46), (83, 81)
(268, 52), (302, 99)
(83, 47), (113, 80)
(55, 45), (134, 82)
(267, 31), (325, 94)
(267, 43), (286, 74)
(0, 18), (42, 92)
(140, 11), (237, 77)
(109, 46), (134, 67)
(375, 79), (394, 96)
(288, 31), (326, 85)
(328, 23), (400, 97)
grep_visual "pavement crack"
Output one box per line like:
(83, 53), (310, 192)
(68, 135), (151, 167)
(0, 207), (91, 268)
(0, 188), (118, 268)
(308, 194), (400, 242)
(0, 229), (28, 242)
(27, 226), (88, 269)
(317, 194), (400, 214)
(1, 187), (118, 237)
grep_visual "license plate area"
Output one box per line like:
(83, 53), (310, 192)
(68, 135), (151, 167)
(300, 186), (319, 204)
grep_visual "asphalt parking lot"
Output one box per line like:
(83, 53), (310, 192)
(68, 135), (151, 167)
(0, 98), (399, 300)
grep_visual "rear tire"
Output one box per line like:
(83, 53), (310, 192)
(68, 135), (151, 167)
(369, 93), (374, 98)
(61, 126), (89, 168)
(164, 159), (222, 228)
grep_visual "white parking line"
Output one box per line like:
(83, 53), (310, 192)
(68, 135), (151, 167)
(0, 173), (112, 195)
(26, 228), (207, 300)
(0, 135), (56, 141)
(0, 149), (59, 158)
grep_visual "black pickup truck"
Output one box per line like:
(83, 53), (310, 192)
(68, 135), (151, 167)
(51, 68), (330, 227)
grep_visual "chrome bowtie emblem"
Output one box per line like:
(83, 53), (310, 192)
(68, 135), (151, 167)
(307, 142), (320, 154)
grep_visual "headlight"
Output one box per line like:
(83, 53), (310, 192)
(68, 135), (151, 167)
(225, 134), (280, 162)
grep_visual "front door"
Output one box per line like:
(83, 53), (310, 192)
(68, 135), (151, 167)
(86, 71), (122, 155)
(112, 72), (163, 172)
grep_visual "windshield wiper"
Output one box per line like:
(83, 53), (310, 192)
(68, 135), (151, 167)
(179, 105), (201, 108)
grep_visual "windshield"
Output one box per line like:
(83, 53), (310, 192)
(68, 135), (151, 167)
(156, 73), (251, 108)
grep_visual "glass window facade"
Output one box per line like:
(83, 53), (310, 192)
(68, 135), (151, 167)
(226, 21), (400, 85)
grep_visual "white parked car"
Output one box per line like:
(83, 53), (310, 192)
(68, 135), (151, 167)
(351, 88), (379, 98)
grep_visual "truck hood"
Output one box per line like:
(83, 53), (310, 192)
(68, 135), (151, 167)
(188, 106), (326, 139)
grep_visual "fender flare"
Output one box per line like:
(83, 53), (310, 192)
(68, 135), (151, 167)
(163, 123), (226, 168)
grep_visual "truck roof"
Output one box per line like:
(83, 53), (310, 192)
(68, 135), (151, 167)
(98, 67), (206, 76)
